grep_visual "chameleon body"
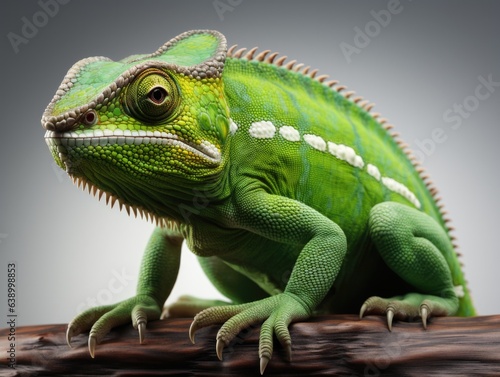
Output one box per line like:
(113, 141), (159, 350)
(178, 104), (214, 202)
(42, 30), (475, 373)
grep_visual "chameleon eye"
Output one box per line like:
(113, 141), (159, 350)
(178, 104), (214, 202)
(123, 68), (180, 124)
(82, 110), (97, 126)
(149, 87), (167, 104)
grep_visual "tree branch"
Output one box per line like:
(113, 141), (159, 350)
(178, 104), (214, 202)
(2, 315), (500, 376)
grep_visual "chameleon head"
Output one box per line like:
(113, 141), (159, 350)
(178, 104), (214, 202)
(41, 30), (230, 219)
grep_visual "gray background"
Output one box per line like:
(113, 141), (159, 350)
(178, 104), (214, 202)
(0, 0), (499, 327)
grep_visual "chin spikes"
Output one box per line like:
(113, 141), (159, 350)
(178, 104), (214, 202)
(69, 175), (175, 229)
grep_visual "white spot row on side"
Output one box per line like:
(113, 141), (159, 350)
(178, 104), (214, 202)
(236, 119), (421, 209)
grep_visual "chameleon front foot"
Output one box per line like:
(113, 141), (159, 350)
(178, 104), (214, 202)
(359, 292), (458, 331)
(189, 293), (310, 375)
(66, 294), (162, 357)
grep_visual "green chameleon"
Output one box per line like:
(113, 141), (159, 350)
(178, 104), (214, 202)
(42, 30), (475, 374)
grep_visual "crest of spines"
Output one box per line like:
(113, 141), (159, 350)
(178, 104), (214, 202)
(227, 44), (460, 255)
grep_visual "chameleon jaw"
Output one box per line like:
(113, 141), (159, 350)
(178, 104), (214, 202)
(44, 129), (222, 165)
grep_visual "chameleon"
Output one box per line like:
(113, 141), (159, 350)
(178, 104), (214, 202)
(42, 30), (475, 374)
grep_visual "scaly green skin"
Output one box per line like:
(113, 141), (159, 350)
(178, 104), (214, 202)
(42, 30), (475, 374)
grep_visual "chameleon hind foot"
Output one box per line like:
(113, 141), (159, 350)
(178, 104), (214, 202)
(359, 292), (458, 330)
(161, 295), (231, 318)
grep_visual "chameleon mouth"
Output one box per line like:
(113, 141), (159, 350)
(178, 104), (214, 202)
(44, 130), (221, 163)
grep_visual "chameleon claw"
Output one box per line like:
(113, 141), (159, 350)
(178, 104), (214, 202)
(138, 320), (146, 344)
(260, 356), (270, 375)
(216, 338), (226, 361)
(359, 303), (367, 319)
(420, 305), (428, 330)
(285, 343), (292, 361)
(188, 321), (198, 344)
(88, 335), (97, 358)
(66, 325), (74, 348)
(386, 308), (394, 332)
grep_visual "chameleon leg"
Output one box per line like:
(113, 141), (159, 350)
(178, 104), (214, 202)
(164, 256), (268, 318)
(66, 227), (183, 357)
(189, 193), (347, 373)
(361, 201), (459, 329)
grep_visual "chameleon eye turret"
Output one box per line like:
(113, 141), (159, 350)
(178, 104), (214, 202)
(82, 109), (98, 127)
(123, 68), (180, 124)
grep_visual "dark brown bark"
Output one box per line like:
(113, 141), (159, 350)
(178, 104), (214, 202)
(2, 315), (500, 376)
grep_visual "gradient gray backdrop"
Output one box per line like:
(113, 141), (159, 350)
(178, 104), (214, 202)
(1, 1), (499, 327)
